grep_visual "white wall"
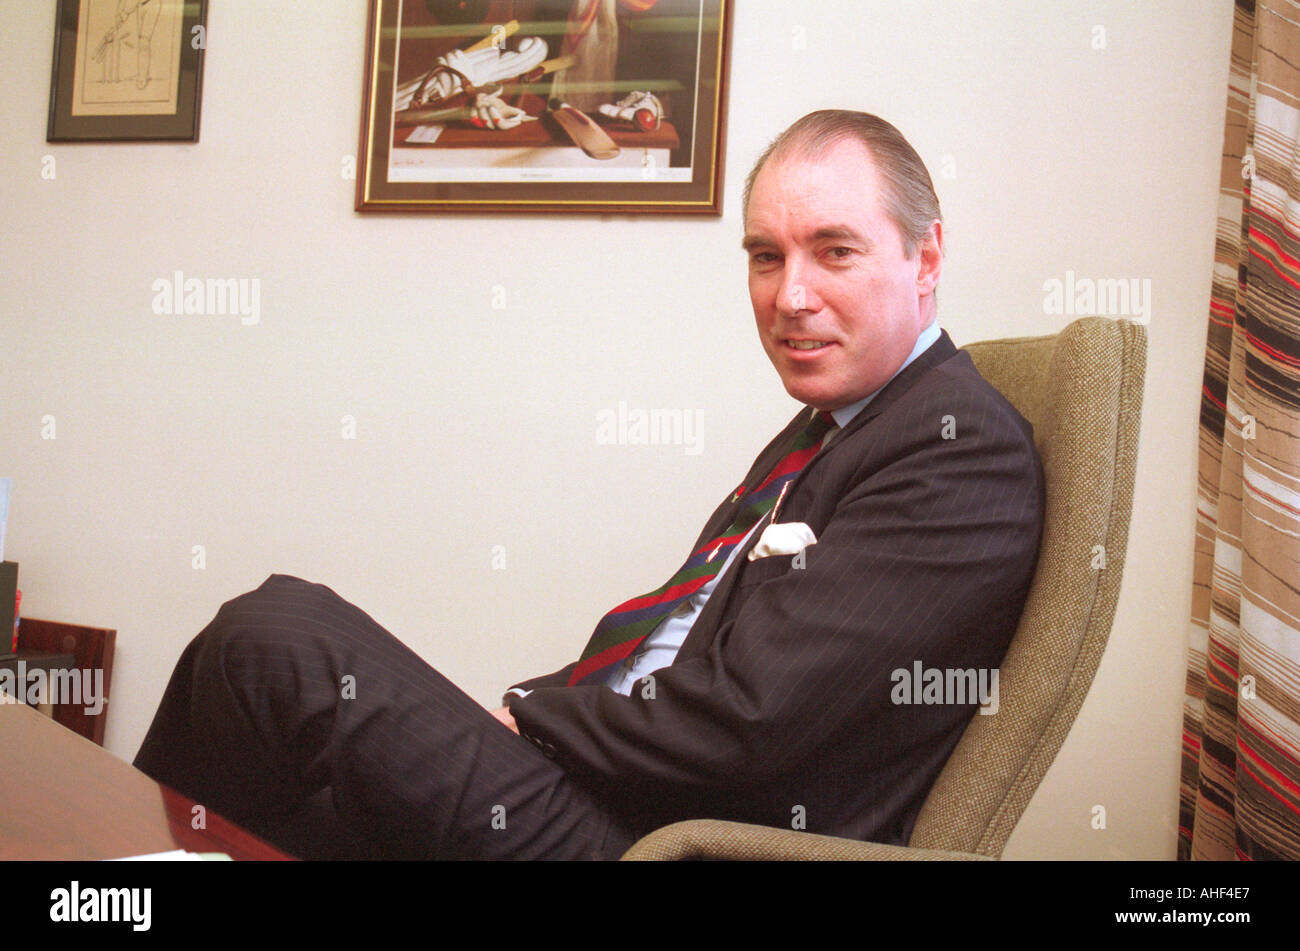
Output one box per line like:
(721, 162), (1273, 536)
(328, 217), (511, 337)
(0, 0), (1230, 859)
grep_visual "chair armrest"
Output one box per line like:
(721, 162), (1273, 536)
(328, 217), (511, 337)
(620, 819), (994, 861)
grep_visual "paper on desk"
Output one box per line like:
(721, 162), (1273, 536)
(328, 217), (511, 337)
(108, 849), (231, 861)
(405, 125), (444, 144)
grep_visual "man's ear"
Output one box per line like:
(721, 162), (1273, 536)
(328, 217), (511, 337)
(915, 219), (943, 296)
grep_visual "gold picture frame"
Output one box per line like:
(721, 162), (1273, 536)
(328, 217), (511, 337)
(355, 0), (732, 214)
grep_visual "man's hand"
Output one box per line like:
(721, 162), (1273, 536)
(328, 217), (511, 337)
(489, 705), (519, 734)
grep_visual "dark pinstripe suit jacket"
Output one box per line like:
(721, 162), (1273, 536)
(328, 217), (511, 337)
(509, 330), (1044, 844)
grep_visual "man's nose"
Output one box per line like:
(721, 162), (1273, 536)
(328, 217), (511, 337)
(777, 260), (816, 316)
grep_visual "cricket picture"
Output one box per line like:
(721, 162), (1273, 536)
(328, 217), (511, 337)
(357, 0), (731, 213)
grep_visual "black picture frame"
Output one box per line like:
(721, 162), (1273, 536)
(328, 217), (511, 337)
(47, 0), (207, 142)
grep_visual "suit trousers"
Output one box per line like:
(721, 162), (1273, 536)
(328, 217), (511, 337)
(133, 574), (640, 860)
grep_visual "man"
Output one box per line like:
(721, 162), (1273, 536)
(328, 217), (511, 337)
(134, 110), (1044, 860)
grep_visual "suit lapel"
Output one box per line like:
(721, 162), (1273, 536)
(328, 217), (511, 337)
(681, 329), (961, 653)
(823, 329), (957, 447)
(694, 329), (958, 553)
(688, 408), (811, 551)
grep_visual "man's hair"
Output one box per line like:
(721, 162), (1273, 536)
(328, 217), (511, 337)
(742, 110), (942, 258)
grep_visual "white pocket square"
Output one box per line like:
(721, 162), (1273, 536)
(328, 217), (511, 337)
(748, 521), (817, 560)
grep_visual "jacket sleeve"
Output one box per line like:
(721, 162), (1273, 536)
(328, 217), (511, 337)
(508, 377), (1044, 810)
(502, 663), (578, 702)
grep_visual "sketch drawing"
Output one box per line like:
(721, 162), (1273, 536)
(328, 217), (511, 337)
(75, 0), (181, 109)
(91, 0), (164, 89)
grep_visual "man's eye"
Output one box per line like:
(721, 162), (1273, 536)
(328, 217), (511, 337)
(750, 252), (778, 264)
(827, 247), (854, 259)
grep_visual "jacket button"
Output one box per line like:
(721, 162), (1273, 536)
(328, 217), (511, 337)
(525, 732), (557, 758)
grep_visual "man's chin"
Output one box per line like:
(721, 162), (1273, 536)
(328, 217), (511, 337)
(781, 380), (843, 413)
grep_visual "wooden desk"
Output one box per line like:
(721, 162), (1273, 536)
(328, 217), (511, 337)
(0, 701), (294, 860)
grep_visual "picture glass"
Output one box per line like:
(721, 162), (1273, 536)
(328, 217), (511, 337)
(358, 0), (730, 212)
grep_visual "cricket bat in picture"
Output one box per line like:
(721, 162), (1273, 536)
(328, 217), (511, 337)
(549, 101), (621, 159)
(520, 54), (577, 83)
(464, 19), (520, 52)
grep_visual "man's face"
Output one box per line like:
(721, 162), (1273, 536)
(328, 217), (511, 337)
(743, 138), (942, 412)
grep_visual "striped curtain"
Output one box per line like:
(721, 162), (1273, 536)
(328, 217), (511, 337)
(1180, 0), (1300, 861)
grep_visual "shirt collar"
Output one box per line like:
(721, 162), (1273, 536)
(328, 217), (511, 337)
(828, 320), (942, 429)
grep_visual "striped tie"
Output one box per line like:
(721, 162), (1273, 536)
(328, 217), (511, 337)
(568, 409), (836, 686)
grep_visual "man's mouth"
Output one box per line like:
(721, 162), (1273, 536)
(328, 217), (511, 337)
(785, 339), (832, 351)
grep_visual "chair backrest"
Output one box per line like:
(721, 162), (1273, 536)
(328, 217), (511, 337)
(907, 316), (1147, 856)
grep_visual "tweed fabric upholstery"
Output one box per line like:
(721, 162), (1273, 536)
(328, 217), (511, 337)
(621, 819), (993, 861)
(913, 317), (1146, 855)
(621, 316), (1147, 860)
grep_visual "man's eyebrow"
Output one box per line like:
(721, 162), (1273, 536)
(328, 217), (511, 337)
(811, 226), (870, 245)
(740, 226), (872, 253)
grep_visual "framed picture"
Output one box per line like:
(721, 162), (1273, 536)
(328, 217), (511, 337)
(356, 0), (732, 214)
(47, 0), (208, 142)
